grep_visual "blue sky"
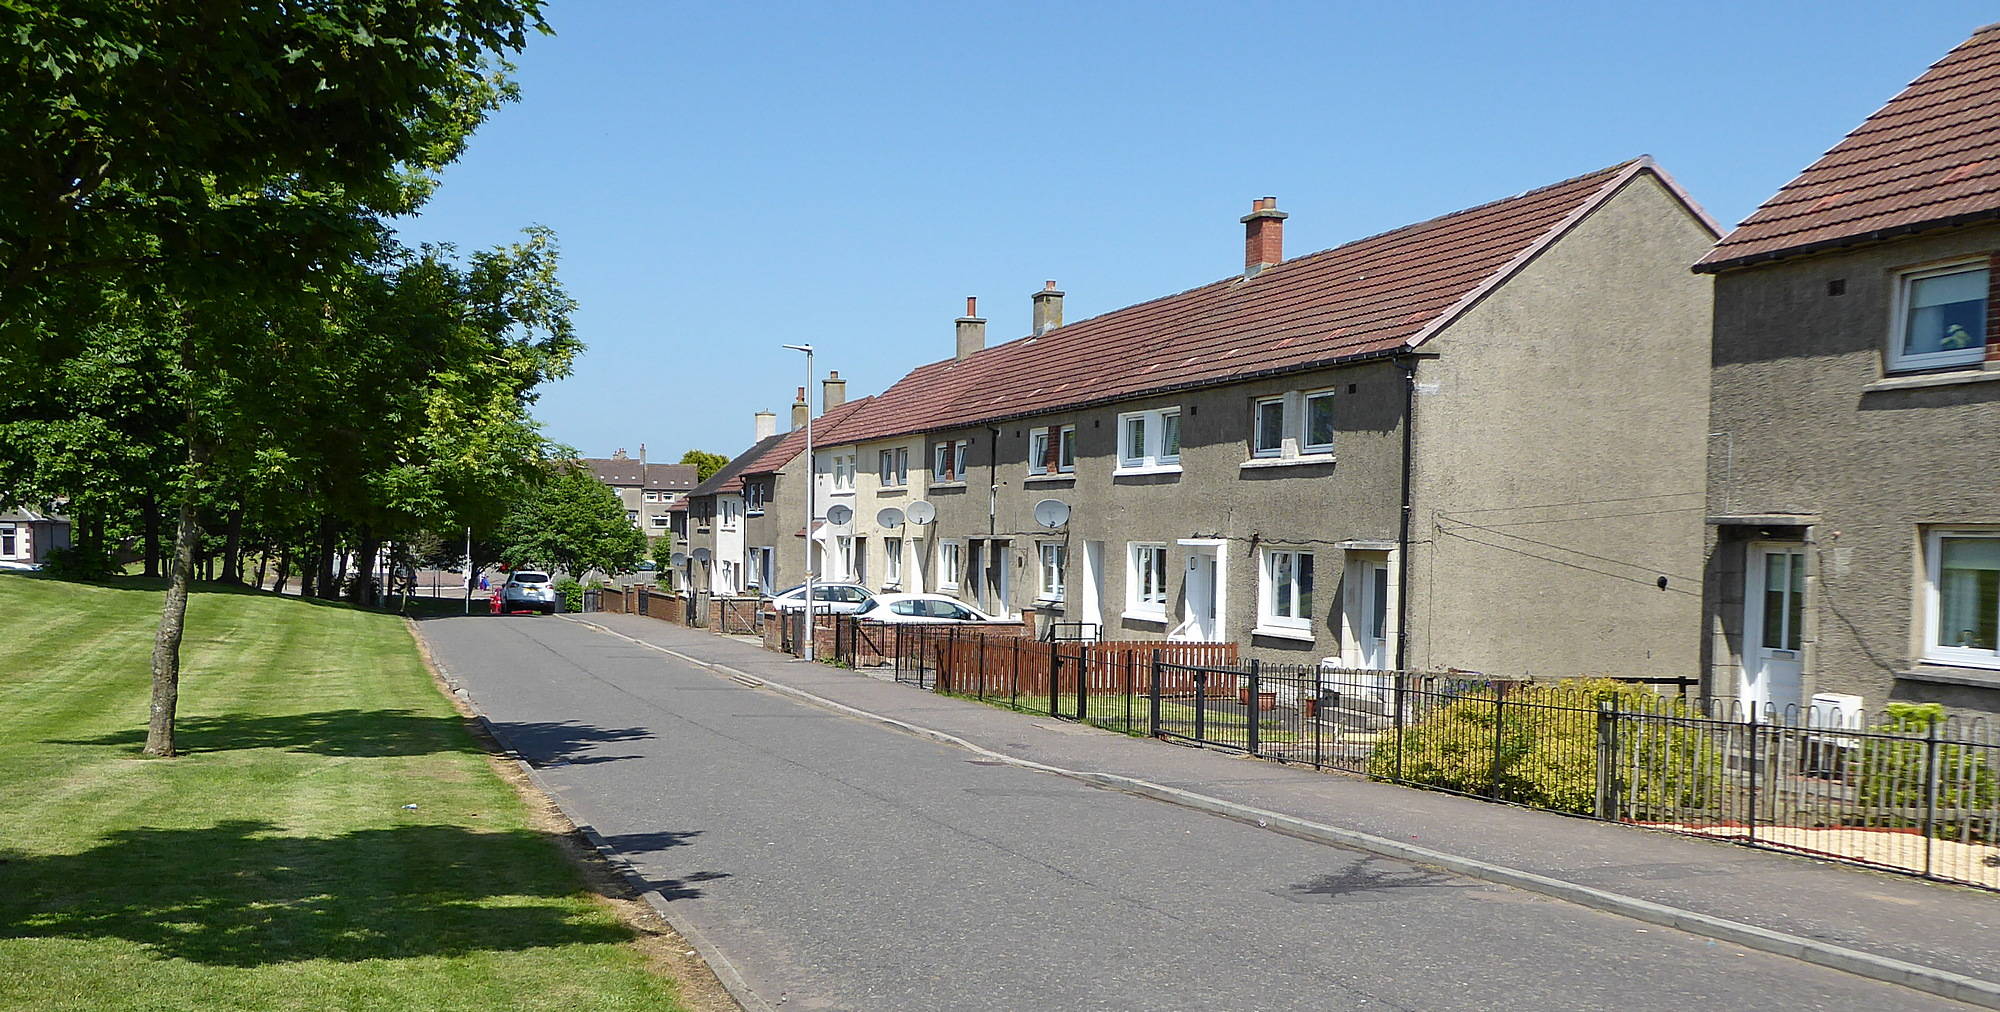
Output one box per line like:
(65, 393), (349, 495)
(393, 1), (1998, 461)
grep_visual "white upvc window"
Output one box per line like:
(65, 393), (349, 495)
(1925, 528), (2000, 669)
(1260, 549), (1315, 632)
(1028, 425), (1078, 476)
(745, 484), (765, 514)
(1039, 542), (1067, 601)
(1890, 261), (1989, 373)
(831, 451), (857, 491)
(718, 498), (739, 530)
(1115, 408), (1182, 473)
(884, 536), (903, 586)
(1253, 390), (1337, 459)
(878, 447), (909, 487)
(1127, 543), (1168, 616)
(939, 539), (963, 589)
(650, 515), (670, 529)
(933, 439), (970, 482)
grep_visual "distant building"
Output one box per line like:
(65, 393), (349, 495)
(581, 448), (698, 537)
(0, 509), (72, 569)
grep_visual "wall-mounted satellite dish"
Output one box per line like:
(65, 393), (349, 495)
(691, 547), (712, 563)
(826, 503), (854, 526)
(877, 507), (905, 529)
(671, 552), (688, 568)
(906, 500), (936, 525)
(1033, 498), (1072, 529)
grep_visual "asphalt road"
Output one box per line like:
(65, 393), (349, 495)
(415, 613), (1967, 1011)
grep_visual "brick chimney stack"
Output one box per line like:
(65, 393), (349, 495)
(1241, 196), (1288, 277)
(955, 297), (986, 361)
(754, 410), (777, 441)
(822, 370), (847, 410)
(1031, 280), (1064, 334)
(790, 386), (808, 431)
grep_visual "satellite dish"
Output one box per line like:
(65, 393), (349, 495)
(1033, 498), (1072, 529)
(826, 503), (854, 526)
(691, 547), (711, 563)
(671, 552), (688, 568)
(877, 507), (905, 529)
(906, 500), (936, 525)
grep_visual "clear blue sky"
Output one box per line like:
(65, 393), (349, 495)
(392, 0), (1998, 461)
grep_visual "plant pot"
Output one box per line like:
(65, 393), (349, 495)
(1302, 698), (1318, 718)
(1237, 687), (1252, 705)
(1256, 691), (1277, 712)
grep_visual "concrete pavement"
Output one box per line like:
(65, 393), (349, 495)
(415, 612), (1986, 1011)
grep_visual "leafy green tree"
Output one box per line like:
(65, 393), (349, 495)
(679, 449), (729, 482)
(652, 534), (676, 567)
(495, 467), (649, 579)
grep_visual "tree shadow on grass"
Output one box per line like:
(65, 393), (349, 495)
(49, 709), (652, 763)
(0, 819), (726, 966)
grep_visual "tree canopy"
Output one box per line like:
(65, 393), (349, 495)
(679, 449), (729, 481)
(495, 466), (648, 578)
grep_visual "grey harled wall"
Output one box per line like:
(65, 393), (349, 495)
(1408, 171), (1717, 679)
(1705, 222), (2000, 716)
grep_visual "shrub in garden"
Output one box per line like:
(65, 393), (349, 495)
(1367, 679), (1726, 818)
(1857, 703), (1997, 838)
(555, 577), (584, 614)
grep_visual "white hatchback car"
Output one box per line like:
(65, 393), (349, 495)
(501, 571), (558, 614)
(854, 593), (1000, 624)
(767, 582), (875, 614)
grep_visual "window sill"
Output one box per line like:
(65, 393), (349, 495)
(1240, 455), (1335, 470)
(1024, 473), (1077, 484)
(1252, 624), (1317, 643)
(1903, 659), (2000, 688)
(1036, 596), (1066, 607)
(1122, 610), (1168, 625)
(1862, 366), (2000, 393)
(875, 487), (907, 496)
(940, 583), (961, 591)
(928, 481), (968, 490)
(1112, 463), (1183, 477)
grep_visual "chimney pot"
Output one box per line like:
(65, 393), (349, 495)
(1031, 279), (1065, 335)
(1240, 196), (1289, 277)
(955, 297), (986, 361)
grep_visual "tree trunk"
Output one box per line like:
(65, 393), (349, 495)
(142, 496), (161, 577)
(144, 499), (199, 757)
(313, 518), (339, 599)
(274, 549), (292, 595)
(351, 528), (381, 606)
(219, 507), (244, 584)
(253, 549), (268, 590)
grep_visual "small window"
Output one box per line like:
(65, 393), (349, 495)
(1303, 392), (1336, 452)
(1029, 429), (1051, 475)
(876, 447), (909, 487)
(1029, 425), (1075, 476)
(1128, 543), (1168, 614)
(1117, 408), (1182, 471)
(650, 515), (670, 529)
(1260, 549), (1315, 631)
(932, 440), (969, 482)
(1254, 398), (1285, 456)
(885, 536), (903, 585)
(1039, 542), (1066, 601)
(1058, 426), (1076, 471)
(1927, 529), (2000, 667)
(1891, 262), (1988, 373)
(939, 540), (963, 589)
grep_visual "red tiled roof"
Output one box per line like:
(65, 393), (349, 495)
(1696, 23), (2000, 272)
(730, 396), (877, 482)
(834, 158), (1684, 441)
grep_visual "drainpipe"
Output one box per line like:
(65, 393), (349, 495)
(986, 426), (999, 536)
(1395, 356), (1417, 672)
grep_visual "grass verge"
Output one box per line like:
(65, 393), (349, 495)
(0, 574), (698, 1012)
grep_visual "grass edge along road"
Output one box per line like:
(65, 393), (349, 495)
(0, 575), (715, 1012)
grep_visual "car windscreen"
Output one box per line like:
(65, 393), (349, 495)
(512, 572), (550, 584)
(855, 599), (880, 614)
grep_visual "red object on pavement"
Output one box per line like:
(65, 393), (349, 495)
(488, 590), (503, 615)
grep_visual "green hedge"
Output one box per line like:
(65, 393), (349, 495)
(1366, 679), (1726, 819)
(554, 577), (583, 614)
(1857, 703), (1997, 838)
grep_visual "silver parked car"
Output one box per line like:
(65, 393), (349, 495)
(501, 571), (558, 614)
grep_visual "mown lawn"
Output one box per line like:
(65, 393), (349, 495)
(0, 575), (686, 1012)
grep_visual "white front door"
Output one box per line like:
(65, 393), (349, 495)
(1742, 544), (1806, 717)
(1078, 541), (1104, 630)
(1182, 550), (1219, 641)
(1348, 558), (1391, 669)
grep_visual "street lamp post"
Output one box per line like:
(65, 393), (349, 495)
(782, 343), (815, 662)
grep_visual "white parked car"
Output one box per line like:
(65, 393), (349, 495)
(854, 593), (1000, 624)
(501, 571), (558, 614)
(766, 582), (875, 614)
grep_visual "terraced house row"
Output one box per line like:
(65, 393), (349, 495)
(680, 22), (2000, 718)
